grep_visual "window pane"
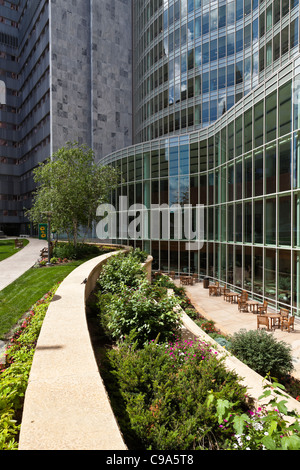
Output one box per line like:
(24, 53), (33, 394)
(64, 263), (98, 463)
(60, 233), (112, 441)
(279, 81), (292, 137)
(244, 109), (252, 152)
(273, 33), (280, 61)
(235, 159), (242, 199)
(244, 155), (252, 198)
(254, 200), (263, 244)
(278, 250), (291, 305)
(255, 150), (263, 196)
(244, 201), (252, 243)
(235, 203), (242, 242)
(265, 248), (276, 299)
(227, 205), (234, 241)
(235, 116), (242, 156)
(279, 196), (291, 246)
(254, 246), (263, 295)
(279, 137), (291, 191)
(254, 101), (264, 147)
(265, 198), (276, 245)
(228, 164), (234, 201)
(265, 143), (276, 194)
(265, 91), (277, 142)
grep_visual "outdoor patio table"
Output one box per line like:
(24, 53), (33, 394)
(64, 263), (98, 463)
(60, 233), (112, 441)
(226, 292), (239, 303)
(246, 300), (259, 313)
(266, 313), (281, 330)
(209, 285), (219, 295)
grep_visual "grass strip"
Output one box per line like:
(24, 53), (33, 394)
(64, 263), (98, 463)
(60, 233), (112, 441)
(0, 261), (83, 339)
(0, 239), (29, 262)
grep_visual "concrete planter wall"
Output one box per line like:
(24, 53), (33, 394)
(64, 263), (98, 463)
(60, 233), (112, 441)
(18, 250), (128, 450)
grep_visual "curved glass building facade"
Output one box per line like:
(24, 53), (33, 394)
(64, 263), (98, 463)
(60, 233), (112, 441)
(100, 0), (300, 317)
(133, 0), (299, 142)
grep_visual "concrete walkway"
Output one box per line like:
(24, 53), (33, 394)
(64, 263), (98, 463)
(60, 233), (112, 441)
(0, 238), (45, 291)
(179, 281), (300, 381)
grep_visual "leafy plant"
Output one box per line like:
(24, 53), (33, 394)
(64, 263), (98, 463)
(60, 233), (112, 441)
(104, 335), (250, 450)
(129, 248), (148, 263)
(210, 376), (300, 450)
(53, 242), (104, 260)
(97, 252), (147, 294)
(229, 329), (294, 377)
(97, 281), (181, 347)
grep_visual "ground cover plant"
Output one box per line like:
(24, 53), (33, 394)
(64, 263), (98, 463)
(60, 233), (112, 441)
(0, 239), (29, 262)
(0, 285), (58, 449)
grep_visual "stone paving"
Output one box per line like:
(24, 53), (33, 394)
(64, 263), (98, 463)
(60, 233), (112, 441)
(177, 280), (300, 381)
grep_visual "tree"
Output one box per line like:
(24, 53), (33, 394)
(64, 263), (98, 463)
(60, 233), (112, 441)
(26, 142), (119, 245)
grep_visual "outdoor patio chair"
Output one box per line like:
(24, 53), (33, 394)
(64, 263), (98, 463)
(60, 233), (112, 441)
(223, 288), (230, 300)
(280, 315), (295, 332)
(257, 300), (268, 315)
(279, 308), (289, 319)
(257, 315), (269, 330)
(237, 296), (248, 312)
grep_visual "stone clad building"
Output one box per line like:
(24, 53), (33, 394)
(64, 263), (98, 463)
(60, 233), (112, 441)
(0, 0), (132, 235)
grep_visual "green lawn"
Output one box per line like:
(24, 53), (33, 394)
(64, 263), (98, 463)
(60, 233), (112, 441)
(0, 239), (29, 262)
(0, 261), (84, 339)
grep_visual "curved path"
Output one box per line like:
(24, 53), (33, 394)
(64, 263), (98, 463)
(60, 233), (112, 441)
(0, 238), (45, 291)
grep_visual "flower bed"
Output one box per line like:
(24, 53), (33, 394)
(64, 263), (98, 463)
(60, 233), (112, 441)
(0, 285), (59, 449)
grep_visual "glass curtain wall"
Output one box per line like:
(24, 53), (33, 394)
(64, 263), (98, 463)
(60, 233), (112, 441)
(105, 66), (300, 317)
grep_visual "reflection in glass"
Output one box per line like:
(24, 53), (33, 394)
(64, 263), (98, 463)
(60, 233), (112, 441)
(244, 246), (252, 290)
(244, 155), (252, 198)
(253, 247), (263, 295)
(279, 196), (291, 246)
(265, 249), (276, 299)
(235, 203), (242, 242)
(266, 91), (277, 142)
(244, 201), (252, 243)
(254, 101), (264, 147)
(266, 198), (276, 245)
(265, 144), (276, 194)
(254, 200), (263, 244)
(279, 137), (291, 191)
(279, 81), (292, 137)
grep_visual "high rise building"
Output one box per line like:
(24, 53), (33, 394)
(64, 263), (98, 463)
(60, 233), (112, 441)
(1, 0), (300, 317)
(0, 0), (132, 235)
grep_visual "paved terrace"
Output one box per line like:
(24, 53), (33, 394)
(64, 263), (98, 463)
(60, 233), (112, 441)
(178, 280), (300, 381)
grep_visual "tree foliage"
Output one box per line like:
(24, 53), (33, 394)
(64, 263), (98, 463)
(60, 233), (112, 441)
(26, 142), (119, 245)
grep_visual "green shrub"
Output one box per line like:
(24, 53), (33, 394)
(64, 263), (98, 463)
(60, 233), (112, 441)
(53, 242), (103, 260)
(129, 248), (148, 263)
(104, 335), (249, 450)
(97, 281), (181, 347)
(97, 252), (147, 294)
(229, 329), (294, 377)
